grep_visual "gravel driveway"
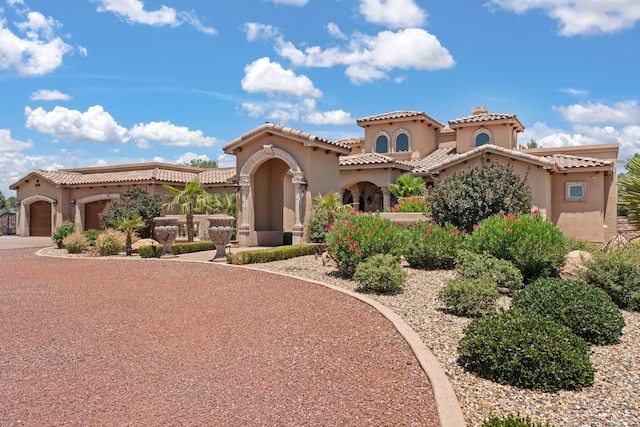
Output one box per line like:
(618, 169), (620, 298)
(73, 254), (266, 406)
(0, 248), (440, 426)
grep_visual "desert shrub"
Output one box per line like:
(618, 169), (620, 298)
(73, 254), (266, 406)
(52, 224), (75, 249)
(512, 278), (625, 345)
(458, 309), (595, 392)
(482, 414), (554, 427)
(325, 212), (405, 278)
(581, 248), (640, 311)
(465, 212), (567, 283)
(427, 163), (532, 231)
(455, 250), (523, 293)
(62, 232), (89, 254)
(99, 188), (162, 238)
(226, 244), (320, 265)
(402, 221), (465, 270)
(95, 229), (126, 256)
(437, 277), (499, 317)
(564, 235), (598, 253)
(307, 208), (330, 243)
(388, 196), (428, 213)
(82, 229), (102, 246)
(353, 253), (406, 294)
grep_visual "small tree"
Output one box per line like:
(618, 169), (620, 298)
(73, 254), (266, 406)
(207, 193), (236, 217)
(99, 188), (162, 238)
(388, 173), (426, 198)
(313, 192), (352, 227)
(184, 159), (218, 168)
(111, 214), (145, 256)
(163, 179), (210, 242)
(0, 191), (7, 213)
(428, 163), (532, 231)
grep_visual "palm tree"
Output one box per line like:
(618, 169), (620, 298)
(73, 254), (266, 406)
(619, 154), (640, 227)
(163, 179), (210, 242)
(313, 192), (352, 227)
(111, 214), (145, 256)
(207, 193), (237, 217)
(389, 173), (426, 198)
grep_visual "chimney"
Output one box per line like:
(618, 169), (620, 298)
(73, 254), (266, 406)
(472, 106), (488, 115)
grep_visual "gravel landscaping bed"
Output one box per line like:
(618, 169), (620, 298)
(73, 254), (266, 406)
(252, 254), (640, 427)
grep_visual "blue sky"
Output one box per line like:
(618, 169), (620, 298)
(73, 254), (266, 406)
(1, 0), (639, 196)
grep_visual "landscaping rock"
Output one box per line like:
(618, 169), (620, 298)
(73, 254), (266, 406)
(559, 250), (593, 280)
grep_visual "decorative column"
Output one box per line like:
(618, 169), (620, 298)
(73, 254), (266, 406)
(73, 202), (83, 233)
(292, 173), (306, 245)
(18, 201), (27, 236)
(238, 177), (251, 247)
(207, 214), (234, 261)
(381, 186), (391, 212)
(153, 216), (179, 258)
(351, 189), (361, 212)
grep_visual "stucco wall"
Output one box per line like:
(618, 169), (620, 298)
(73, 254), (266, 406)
(362, 121), (438, 159)
(454, 125), (517, 153)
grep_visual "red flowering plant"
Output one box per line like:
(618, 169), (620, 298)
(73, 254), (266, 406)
(388, 196), (428, 213)
(465, 211), (568, 283)
(325, 212), (405, 278)
(402, 221), (466, 270)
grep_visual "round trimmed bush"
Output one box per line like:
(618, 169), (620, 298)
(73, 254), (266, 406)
(512, 278), (625, 345)
(62, 232), (89, 254)
(353, 253), (406, 294)
(455, 250), (523, 293)
(402, 221), (465, 270)
(458, 309), (595, 392)
(437, 277), (499, 318)
(95, 229), (126, 256)
(581, 249), (640, 311)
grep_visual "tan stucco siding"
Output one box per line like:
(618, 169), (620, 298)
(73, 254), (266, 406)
(455, 125), (516, 153)
(362, 121), (437, 158)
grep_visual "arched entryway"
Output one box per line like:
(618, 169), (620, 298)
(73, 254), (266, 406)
(343, 182), (386, 212)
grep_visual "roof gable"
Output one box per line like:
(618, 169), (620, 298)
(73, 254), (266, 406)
(356, 110), (444, 129)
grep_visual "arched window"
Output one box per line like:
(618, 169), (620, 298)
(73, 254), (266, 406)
(376, 135), (389, 153)
(475, 132), (490, 146)
(396, 133), (409, 152)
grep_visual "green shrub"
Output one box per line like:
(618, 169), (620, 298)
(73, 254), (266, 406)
(402, 221), (465, 270)
(62, 232), (89, 254)
(512, 278), (625, 345)
(227, 244), (320, 265)
(138, 241), (217, 258)
(99, 188), (162, 238)
(95, 229), (126, 256)
(455, 250), (523, 293)
(564, 235), (598, 253)
(52, 224), (75, 249)
(325, 212), (405, 278)
(581, 248), (640, 311)
(458, 309), (595, 392)
(353, 253), (407, 294)
(82, 229), (102, 246)
(388, 196), (428, 213)
(466, 212), (568, 283)
(438, 277), (499, 317)
(427, 163), (532, 231)
(482, 414), (554, 427)
(306, 208), (329, 243)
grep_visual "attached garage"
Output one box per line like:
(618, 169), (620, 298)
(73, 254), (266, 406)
(85, 200), (110, 231)
(29, 201), (52, 236)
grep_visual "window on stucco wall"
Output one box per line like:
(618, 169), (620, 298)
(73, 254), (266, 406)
(396, 133), (409, 151)
(566, 181), (587, 201)
(475, 132), (490, 146)
(376, 135), (389, 153)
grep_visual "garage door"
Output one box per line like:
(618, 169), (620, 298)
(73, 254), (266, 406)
(30, 201), (51, 236)
(85, 200), (110, 231)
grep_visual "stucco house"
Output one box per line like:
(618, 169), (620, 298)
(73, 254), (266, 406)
(10, 106), (619, 244)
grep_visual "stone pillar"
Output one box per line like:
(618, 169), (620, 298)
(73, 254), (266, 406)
(382, 186), (391, 212)
(292, 177), (306, 245)
(351, 189), (361, 212)
(238, 178), (251, 247)
(18, 201), (27, 236)
(74, 203), (83, 233)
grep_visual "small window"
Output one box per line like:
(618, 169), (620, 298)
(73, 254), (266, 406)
(566, 181), (586, 201)
(475, 132), (490, 146)
(376, 135), (389, 153)
(396, 133), (409, 152)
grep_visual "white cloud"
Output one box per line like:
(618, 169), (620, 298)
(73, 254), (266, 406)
(554, 101), (640, 125)
(175, 152), (211, 165)
(95, 0), (217, 34)
(304, 109), (353, 125)
(25, 105), (129, 144)
(488, 0), (640, 36)
(241, 57), (322, 98)
(30, 89), (72, 101)
(244, 22), (279, 41)
(360, 0), (427, 29)
(276, 28), (454, 84)
(0, 151), (64, 196)
(0, 128), (33, 152)
(128, 121), (220, 148)
(241, 99), (353, 126)
(269, 0), (309, 5)
(327, 22), (347, 40)
(77, 45), (88, 57)
(0, 9), (72, 75)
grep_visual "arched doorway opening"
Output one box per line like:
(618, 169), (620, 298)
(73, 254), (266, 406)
(343, 182), (383, 212)
(253, 158), (293, 246)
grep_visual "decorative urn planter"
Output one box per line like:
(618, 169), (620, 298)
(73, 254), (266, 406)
(153, 216), (179, 258)
(207, 214), (234, 261)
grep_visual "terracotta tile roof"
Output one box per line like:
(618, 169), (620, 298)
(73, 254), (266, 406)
(449, 112), (518, 125)
(541, 154), (612, 169)
(335, 137), (364, 146)
(356, 111), (445, 129)
(223, 122), (352, 153)
(339, 153), (413, 169)
(407, 147), (457, 173)
(17, 164), (236, 188)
